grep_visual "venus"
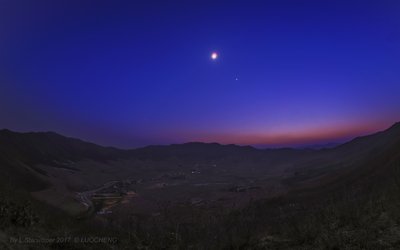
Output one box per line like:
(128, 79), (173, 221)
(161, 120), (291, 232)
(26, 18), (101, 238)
(211, 52), (218, 60)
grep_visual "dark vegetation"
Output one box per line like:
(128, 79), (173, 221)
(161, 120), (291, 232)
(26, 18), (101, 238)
(98, 163), (400, 250)
(2, 163), (400, 249)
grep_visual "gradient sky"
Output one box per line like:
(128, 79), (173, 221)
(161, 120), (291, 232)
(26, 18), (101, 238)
(1, 0), (399, 148)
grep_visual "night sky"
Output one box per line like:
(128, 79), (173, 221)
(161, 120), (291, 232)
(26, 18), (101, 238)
(1, 0), (399, 148)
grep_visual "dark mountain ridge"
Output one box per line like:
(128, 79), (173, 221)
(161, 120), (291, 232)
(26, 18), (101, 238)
(285, 122), (400, 197)
(0, 129), (128, 190)
(0, 122), (399, 192)
(0, 129), (126, 165)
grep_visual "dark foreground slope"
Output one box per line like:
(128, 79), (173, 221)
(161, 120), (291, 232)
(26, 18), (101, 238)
(125, 123), (400, 249)
(285, 122), (400, 193)
(108, 123), (400, 249)
(0, 129), (128, 191)
(0, 123), (399, 249)
(241, 123), (400, 249)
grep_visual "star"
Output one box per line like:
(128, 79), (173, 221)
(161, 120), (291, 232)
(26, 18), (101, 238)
(211, 52), (218, 60)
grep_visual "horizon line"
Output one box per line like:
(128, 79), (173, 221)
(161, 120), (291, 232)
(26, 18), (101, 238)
(1, 121), (399, 151)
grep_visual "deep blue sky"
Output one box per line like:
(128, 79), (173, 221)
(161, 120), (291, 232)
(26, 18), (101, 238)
(1, 0), (399, 148)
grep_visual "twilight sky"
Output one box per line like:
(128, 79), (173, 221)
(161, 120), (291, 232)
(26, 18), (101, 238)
(1, 0), (399, 148)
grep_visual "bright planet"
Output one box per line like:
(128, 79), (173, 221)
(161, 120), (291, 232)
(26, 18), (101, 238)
(211, 52), (218, 60)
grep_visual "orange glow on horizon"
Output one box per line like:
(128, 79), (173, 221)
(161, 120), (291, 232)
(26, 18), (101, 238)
(165, 120), (394, 147)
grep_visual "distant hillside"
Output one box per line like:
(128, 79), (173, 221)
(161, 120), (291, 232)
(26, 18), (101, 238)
(1, 123), (399, 192)
(0, 129), (128, 165)
(284, 122), (400, 195)
(0, 129), (128, 190)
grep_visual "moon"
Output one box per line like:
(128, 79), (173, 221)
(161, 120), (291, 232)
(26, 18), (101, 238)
(211, 52), (218, 60)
